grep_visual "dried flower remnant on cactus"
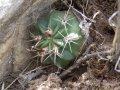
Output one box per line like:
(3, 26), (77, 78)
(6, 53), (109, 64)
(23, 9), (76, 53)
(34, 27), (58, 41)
(31, 10), (85, 68)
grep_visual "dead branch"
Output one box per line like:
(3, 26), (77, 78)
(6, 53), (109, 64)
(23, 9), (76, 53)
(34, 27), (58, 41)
(59, 50), (112, 79)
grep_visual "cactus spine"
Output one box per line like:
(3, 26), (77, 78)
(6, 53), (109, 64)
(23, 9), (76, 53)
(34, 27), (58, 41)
(32, 10), (85, 68)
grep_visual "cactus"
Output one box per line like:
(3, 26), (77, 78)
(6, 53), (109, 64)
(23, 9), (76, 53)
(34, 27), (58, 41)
(32, 10), (85, 68)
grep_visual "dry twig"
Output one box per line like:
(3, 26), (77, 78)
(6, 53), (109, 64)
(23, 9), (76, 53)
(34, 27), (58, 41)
(59, 50), (112, 79)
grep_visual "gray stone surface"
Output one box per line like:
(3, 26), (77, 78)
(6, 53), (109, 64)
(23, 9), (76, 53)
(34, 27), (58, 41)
(0, 0), (56, 80)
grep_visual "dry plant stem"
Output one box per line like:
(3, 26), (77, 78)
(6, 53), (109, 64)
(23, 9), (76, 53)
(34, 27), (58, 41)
(4, 60), (34, 90)
(4, 77), (20, 90)
(1, 82), (4, 90)
(113, 0), (120, 72)
(113, 0), (120, 61)
(108, 11), (118, 27)
(59, 50), (111, 79)
(4, 62), (51, 90)
(114, 56), (120, 72)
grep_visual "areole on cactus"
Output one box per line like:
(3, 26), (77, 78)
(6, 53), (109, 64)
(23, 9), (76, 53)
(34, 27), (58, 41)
(31, 10), (85, 68)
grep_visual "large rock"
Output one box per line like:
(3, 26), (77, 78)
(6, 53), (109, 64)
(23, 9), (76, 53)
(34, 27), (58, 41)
(0, 0), (56, 80)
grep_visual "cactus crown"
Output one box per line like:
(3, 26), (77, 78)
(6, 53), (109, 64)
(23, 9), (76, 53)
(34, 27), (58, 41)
(32, 10), (85, 68)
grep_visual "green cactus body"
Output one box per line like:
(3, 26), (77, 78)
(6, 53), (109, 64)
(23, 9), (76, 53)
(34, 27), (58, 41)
(33, 10), (85, 68)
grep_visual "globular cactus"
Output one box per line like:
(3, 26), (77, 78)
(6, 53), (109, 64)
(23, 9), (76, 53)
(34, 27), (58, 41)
(31, 10), (85, 68)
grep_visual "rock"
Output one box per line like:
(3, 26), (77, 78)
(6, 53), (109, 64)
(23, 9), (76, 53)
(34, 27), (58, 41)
(0, 0), (56, 81)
